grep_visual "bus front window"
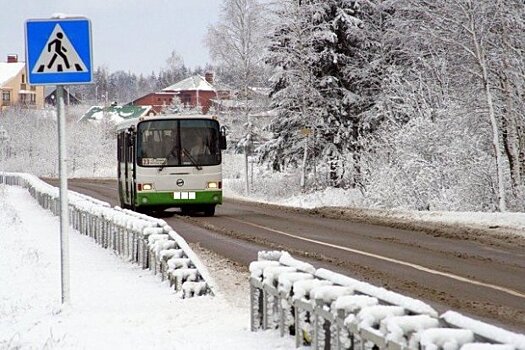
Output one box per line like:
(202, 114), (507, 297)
(138, 119), (221, 167)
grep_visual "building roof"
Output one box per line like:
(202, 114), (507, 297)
(0, 62), (25, 86)
(162, 75), (216, 92)
(45, 87), (82, 105)
(79, 105), (154, 124)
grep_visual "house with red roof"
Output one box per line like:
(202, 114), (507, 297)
(127, 73), (229, 114)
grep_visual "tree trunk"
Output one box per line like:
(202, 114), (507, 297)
(480, 60), (506, 211)
(470, 10), (507, 211)
(500, 69), (523, 209)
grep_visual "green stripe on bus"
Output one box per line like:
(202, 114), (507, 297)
(136, 190), (222, 206)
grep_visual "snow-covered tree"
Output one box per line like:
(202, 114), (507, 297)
(158, 50), (190, 89)
(353, 0), (525, 211)
(206, 0), (270, 91)
(161, 96), (204, 115)
(261, 0), (367, 187)
(487, 1), (525, 210)
(403, 0), (525, 211)
(206, 0), (273, 193)
(361, 103), (498, 211)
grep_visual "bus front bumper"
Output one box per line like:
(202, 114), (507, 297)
(135, 190), (222, 207)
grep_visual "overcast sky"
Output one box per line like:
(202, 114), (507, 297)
(0, 0), (221, 75)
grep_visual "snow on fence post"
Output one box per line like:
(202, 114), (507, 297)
(277, 272), (315, 337)
(249, 250), (524, 350)
(249, 251), (282, 331)
(310, 286), (354, 350)
(440, 311), (525, 350)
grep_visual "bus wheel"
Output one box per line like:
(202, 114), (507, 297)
(136, 207), (151, 215)
(203, 205), (215, 217)
(180, 207), (193, 216)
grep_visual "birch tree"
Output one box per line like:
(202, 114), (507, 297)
(206, 0), (271, 193)
(206, 0), (269, 92)
(407, 0), (512, 211)
(488, 1), (525, 209)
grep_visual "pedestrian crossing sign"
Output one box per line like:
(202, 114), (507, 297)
(25, 18), (92, 85)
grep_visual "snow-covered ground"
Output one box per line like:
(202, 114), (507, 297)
(0, 185), (294, 349)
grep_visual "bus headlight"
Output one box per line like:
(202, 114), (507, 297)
(139, 183), (154, 191)
(207, 181), (218, 189)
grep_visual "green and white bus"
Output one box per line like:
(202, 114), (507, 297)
(116, 114), (226, 216)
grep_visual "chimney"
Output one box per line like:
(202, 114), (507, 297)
(7, 54), (18, 63)
(204, 72), (214, 84)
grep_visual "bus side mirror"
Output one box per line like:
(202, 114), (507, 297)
(126, 126), (135, 146)
(219, 126), (227, 150)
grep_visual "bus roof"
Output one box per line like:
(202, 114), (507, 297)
(114, 114), (219, 132)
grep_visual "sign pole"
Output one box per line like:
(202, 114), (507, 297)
(57, 85), (70, 304)
(26, 16), (93, 305)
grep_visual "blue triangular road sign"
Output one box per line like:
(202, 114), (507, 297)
(26, 18), (92, 85)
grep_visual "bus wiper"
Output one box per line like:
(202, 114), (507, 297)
(158, 147), (178, 172)
(158, 158), (168, 172)
(182, 148), (202, 170)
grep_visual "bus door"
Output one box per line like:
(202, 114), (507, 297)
(117, 132), (126, 206)
(124, 128), (136, 208)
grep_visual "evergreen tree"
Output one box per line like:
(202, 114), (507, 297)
(163, 96), (185, 115)
(161, 96), (203, 115)
(261, 0), (366, 187)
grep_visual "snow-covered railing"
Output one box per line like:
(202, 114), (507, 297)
(249, 250), (525, 350)
(0, 172), (216, 298)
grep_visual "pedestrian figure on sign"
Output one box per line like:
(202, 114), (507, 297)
(47, 32), (70, 70)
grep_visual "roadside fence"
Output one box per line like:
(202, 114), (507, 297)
(250, 251), (525, 350)
(0, 172), (216, 298)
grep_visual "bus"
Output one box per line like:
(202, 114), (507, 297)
(116, 114), (226, 216)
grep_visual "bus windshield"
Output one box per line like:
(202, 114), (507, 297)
(137, 119), (221, 168)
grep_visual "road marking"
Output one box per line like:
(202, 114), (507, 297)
(225, 216), (525, 299)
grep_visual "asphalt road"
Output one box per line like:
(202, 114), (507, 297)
(42, 177), (525, 332)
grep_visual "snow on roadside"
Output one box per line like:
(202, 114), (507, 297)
(384, 209), (525, 237)
(0, 185), (295, 349)
(223, 179), (525, 239)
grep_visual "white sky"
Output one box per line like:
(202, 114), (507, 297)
(0, 0), (221, 75)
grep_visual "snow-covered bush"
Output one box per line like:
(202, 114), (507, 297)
(223, 153), (303, 198)
(0, 106), (115, 177)
(361, 113), (498, 211)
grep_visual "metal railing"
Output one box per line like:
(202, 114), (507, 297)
(0, 172), (216, 298)
(250, 251), (525, 350)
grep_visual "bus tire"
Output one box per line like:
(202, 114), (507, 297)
(180, 206), (192, 216)
(203, 205), (215, 217)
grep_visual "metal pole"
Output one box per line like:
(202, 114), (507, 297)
(250, 156), (254, 186)
(57, 85), (70, 304)
(244, 146), (250, 195)
(301, 133), (308, 189)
